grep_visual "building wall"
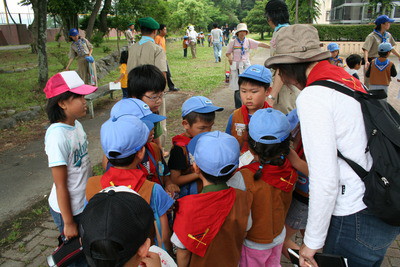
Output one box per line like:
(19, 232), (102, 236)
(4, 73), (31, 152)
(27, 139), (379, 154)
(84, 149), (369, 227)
(315, 0), (332, 24)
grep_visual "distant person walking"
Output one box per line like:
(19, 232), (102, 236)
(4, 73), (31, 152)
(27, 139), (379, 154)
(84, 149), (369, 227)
(362, 15), (400, 87)
(210, 23), (223, 63)
(187, 25), (198, 58)
(65, 28), (94, 85)
(226, 23), (269, 108)
(125, 23), (137, 46)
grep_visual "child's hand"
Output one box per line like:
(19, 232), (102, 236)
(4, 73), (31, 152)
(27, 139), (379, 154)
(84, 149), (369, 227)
(141, 252), (161, 267)
(63, 221), (78, 240)
(165, 183), (180, 197)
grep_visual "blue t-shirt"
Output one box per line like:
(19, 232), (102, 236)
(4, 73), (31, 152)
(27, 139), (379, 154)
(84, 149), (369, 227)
(151, 183), (174, 216)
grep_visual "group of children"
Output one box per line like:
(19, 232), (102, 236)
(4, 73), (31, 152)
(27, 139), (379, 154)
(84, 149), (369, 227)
(327, 41), (399, 98)
(44, 58), (313, 266)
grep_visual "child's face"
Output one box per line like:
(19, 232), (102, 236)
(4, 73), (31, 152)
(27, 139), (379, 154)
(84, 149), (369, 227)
(240, 82), (269, 115)
(183, 119), (214, 138)
(147, 129), (155, 143)
(330, 50), (339, 58)
(140, 92), (164, 112)
(354, 63), (361, 70)
(59, 95), (87, 123)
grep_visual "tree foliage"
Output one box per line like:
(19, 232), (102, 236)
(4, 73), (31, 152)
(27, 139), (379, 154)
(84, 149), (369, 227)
(368, 0), (394, 20)
(286, 0), (320, 24)
(244, 0), (271, 39)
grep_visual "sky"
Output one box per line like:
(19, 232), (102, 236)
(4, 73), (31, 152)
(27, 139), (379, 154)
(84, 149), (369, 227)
(0, 0), (33, 25)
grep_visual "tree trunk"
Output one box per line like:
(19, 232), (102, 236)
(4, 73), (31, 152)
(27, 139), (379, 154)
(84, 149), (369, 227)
(261, 32), (264, 40)
(99, 0), (112, 34)
(85, 0), (102, 40)
(37, 0), (48, 89)
(29, 0), (38, 54)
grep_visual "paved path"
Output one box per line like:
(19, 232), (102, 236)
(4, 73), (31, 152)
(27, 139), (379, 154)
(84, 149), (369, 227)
(0, 45), (30, 51)
(1, 48), (400, 266)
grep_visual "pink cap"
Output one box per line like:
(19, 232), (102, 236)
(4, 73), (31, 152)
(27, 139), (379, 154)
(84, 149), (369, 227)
(43, 71), (97, 99)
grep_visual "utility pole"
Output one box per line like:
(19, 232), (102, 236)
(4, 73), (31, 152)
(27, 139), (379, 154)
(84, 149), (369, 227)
(295, 0), (299, 23)
(3, 0), (9, 24)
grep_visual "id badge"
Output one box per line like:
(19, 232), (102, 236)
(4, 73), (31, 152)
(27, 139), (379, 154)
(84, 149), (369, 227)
(235, 123), (246, 136)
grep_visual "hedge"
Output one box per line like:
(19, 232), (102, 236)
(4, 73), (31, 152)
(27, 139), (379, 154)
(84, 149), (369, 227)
(313, 24), (400, 41)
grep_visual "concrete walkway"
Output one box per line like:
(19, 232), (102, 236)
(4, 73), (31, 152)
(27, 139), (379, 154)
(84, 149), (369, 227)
(0, 45), (30, 51)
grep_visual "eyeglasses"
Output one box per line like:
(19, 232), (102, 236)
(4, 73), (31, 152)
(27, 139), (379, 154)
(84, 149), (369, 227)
(143, 92), (165, 102)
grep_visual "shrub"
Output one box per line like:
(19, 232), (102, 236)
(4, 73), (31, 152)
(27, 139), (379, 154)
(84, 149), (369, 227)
(314, 24), (400, 41)
(102, 46), (111, 53)
(91, 32), (104, 47)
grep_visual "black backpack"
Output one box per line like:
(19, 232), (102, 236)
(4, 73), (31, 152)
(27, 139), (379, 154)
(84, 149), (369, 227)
(311, 80), (400, 226)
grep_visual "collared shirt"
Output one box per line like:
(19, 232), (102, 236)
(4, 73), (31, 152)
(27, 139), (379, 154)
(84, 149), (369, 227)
(127, 37), (167, 73)
(155, 35), (166, 52)
(201, 183), (229, 193)
(69, 38), (92, 59)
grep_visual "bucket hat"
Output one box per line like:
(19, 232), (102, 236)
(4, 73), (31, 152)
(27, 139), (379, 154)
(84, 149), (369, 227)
(236, 23), (249, 34)
(264, 24), (330, 67)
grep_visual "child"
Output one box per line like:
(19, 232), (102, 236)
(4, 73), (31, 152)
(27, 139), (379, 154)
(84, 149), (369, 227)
(207, 33), (212, 47)
(227, 108), (308, 266)
(171, 131), (252, 266)
(225, 64), (272, 153)
(114, 50), (129, 98)
(81, 186), (176, 267)
(345, 54), (362, 80)
(327, 42), (345, 67)
(85, 115), (174, 252)
(366, 42), (397, 97)
(198, 31), (205, 47)
(107, 98), (179, 197)
(183, 36), (189, 58)
(128, 64), (166, 151)
(44, 71), (97, 264)
(168, 96), (223, 198)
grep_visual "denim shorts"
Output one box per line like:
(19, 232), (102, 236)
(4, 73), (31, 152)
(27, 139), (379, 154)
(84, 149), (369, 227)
(285, 197), (309, 230)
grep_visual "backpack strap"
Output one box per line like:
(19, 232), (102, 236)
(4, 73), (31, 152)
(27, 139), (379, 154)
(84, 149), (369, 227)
(337, 151), (368, 180)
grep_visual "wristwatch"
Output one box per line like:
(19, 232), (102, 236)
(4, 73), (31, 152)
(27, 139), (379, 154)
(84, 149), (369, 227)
(267, 95), (276, 101)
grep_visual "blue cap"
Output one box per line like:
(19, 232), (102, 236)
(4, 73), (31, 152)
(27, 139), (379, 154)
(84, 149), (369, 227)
(110, 98), (166, 127)
(327, 43), (340, 52)
(238, 65), (272, 84)
(286, 109), (299, 131)
(101, 115), (149, 159)
(375, 15), (395, 25)
(69, 28), (79, 36)
(378, 42), (393, 52)
(183, 36), (188, 39)
(85, 56), (94, 63)
(187, 131), (239, 176)
(181, 96), (223, 117)
(249, 108), (291, 144)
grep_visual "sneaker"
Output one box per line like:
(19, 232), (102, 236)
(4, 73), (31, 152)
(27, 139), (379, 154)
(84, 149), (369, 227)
(218, 56), (221, 62)
(169, 87), (180, 92)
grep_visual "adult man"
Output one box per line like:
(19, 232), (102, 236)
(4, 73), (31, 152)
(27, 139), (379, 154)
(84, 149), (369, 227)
(125, 23), (137, 47)
(155, 24), (179, 92)
(210, 23), (223, 63)
(127, 17), (168, 152)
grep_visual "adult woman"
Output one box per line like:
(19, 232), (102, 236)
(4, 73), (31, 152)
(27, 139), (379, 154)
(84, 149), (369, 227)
(265, 24), (400, 267)
(362, 15), (400, 86)
(226, 23), (269, 108)
(187, 26), (198, 59)
(65, 28), (94, 85)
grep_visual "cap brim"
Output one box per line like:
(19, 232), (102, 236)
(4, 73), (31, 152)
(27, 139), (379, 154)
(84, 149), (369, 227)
(142, 119), (154, 130)
(70, 84), (97, 96)
(265, 51), (330, 67)
(193, 106), (224, 114)
(143, 113), (166, 123)
(187, 132), (208, 155)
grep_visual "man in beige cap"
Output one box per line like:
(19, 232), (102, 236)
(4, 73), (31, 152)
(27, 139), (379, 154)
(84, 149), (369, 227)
(265, 24), (399, 267)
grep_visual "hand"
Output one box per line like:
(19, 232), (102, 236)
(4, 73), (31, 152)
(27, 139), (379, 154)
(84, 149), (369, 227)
(65, 67), (69, 71)
(113, 80), (119, 83)
(228, 59), (233, 65)
(165, 183), (180, 197)
(141, 251), (161, 267)
(299, 243), (319, 267)
(365, 61), (370, 70)
(63, 221), (78, 240)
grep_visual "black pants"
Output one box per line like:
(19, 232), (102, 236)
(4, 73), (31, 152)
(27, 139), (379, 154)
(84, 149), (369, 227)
(234, 90), (242, 109)
(183, 48), (187, 57)
(167, 62), (175, 90)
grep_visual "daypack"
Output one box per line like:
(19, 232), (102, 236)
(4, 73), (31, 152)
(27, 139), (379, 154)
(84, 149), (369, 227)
(311, 80), (400, 226)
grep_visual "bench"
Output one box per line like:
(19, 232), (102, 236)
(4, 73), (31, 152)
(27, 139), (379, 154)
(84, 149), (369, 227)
(85, 84), (118, 118)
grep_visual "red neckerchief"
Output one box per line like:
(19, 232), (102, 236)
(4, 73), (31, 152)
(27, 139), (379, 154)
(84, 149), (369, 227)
(173, 188), (236, 257)
(295, 138), (304, 159)
(241, 159), (298, 192)
(307, 60), (367, 93)
(239, 102), (271, 153)
(138, 143), (160, 184)
(172, 133), (192, 147)
(100, 167), (146, 192)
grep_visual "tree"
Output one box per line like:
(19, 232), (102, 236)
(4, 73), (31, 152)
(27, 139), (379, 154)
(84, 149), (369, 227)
(368, 0), (394, 19)
(244, 0), (271, 39)
(85, 0), (102, 40)
(286, 0), (320, 24)
(99, 0), (112, 34)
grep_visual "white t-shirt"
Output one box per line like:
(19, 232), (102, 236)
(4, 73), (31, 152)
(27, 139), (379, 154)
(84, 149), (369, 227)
(296, 85), (372, 250)
(45, 120), (91, 216)
(210, 28), (223, 43)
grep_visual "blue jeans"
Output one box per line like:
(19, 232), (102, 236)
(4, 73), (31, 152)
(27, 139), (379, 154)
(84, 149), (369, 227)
(213, 42), (222, 62)
(50, 207), (88, 267)
(324, 209), (400, 267)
